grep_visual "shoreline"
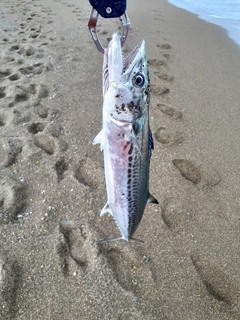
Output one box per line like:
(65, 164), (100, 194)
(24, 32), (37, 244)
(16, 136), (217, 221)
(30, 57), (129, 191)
(0, 0), (239, 319)
(167, 0), (240, 48)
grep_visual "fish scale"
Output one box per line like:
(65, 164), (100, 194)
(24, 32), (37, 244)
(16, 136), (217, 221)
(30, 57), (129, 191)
(93, 32), (158, 241)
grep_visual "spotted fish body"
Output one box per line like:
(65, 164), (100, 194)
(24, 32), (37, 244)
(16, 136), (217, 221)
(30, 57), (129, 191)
(93, 33), (158, 241)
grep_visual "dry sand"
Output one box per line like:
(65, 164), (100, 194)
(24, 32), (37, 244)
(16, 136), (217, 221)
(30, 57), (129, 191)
(0, 0), (239, 319)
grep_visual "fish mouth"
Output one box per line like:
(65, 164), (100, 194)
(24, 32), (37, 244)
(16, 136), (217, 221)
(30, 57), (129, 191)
(122, 40), (145, 75)
(103, 33), (145, 94)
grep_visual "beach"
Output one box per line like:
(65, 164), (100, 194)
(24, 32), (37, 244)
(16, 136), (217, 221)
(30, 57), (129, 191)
(0, 0), (239, 319)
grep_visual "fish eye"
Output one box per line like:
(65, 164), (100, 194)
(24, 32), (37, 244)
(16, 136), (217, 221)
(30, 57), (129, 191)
(133, 73), (145, 87)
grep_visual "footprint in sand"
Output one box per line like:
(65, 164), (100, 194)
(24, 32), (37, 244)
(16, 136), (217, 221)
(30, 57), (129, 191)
(191, 252), (239, 305)
(6, 83), (48, 108)
(99, 244), (155, 296)
(7, 84), (34, 107)
(0, 114), (6, 126)
(12, 109), (31, 125)
(19, 63), (45, 76)
(9, 44), (20, 52)
(148, 59), (166, 67)
(23, 46), (35, 57)
(0, 87), (6, 99)
(161, 197), (191, 231)
(151, 84), (169, 95)
(0, 138), (23, 168)
(102, 246), (141, 293)
(57, 223), (99, 276)
(36, 104), (49, 118)
(154, 72), (174, 82)
(157, 103), (183, 119)
(157, 43), (172, 50)
(156, 43), (171, 58)
(8, 73), (21, 81)
(47, 123), (62, 137)
(0, 178), (27, 224)
(34, 133), (56, 155)
(172, 159), (221, 187)
(6, 139), (23, 167)
(162, 53), (170, 58)
(0, 249), (23, 318)
(155, 127), (172, 144)
(73, 157), (104, 189)
(155, 127), (184, 146)
(172, 159), (203, 184)
(19, 23), (26, 29)
(0, 68), (12, 79)
(27, 122), (46, 135)
(55, 157), (68, 182)
(3, 56), (15, 63)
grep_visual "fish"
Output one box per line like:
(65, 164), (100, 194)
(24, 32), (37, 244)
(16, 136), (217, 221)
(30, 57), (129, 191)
(93, 32), (158, 241)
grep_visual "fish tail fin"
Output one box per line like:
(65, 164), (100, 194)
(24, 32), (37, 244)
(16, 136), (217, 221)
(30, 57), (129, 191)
(100, 202), (112, 217)
(98, 236), (126, 243)
(147, 192), (159, 204)
(99, 236), (144, 243)
(130, 237), (145, 243)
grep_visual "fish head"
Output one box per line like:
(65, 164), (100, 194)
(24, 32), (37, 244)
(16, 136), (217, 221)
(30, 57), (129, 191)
(103, 32), (149, 123)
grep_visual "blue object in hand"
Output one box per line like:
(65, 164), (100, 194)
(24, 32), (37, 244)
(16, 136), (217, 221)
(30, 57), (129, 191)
(89, 0), (127, 18)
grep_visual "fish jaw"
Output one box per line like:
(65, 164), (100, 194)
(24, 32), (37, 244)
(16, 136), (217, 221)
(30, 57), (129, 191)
(103, 33), (148, 124)
(104, 32), (146, 86)
(104, 33), (123, 87)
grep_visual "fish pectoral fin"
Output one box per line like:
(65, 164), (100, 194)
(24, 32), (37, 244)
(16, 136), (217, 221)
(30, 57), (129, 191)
(147, 193), (159, 205)
(100, 202), (113, 217)
(93, 130), (104, 151)
(126, 130), (142, 158)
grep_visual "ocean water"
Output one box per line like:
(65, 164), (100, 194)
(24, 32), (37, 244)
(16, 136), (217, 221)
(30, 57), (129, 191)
(167, 0), (240, 46)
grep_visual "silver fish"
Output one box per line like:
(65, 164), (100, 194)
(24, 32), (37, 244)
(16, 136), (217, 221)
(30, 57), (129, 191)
(93, 32), (158, 241)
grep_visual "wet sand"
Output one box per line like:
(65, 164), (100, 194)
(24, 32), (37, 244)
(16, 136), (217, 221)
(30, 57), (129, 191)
(0, 0), (239, 319)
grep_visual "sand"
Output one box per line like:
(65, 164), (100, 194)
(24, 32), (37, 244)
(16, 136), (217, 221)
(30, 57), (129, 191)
(0, 0), (239, 319)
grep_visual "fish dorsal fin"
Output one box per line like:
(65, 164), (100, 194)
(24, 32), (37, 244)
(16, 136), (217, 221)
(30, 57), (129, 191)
(147, 193), (159, 204)
(93, 130), (104, 151)
(148, 128), (154, 158)
(100, 202), (113, 217)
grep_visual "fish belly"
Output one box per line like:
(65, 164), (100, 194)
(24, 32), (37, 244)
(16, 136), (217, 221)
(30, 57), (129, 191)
(103, 117), (149, 240)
